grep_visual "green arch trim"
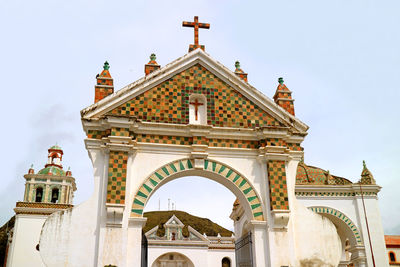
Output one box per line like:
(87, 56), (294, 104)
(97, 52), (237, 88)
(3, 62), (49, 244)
(131, 158), (264, 221)
(309, 206), (363, 245)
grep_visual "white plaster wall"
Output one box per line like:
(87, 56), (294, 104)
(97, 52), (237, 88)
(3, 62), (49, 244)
(284, 159), (342, 267)
(148, 246), (235, 267)
(206, 249), (235, 266)
(40, 147), (108, 267)
(7, 214), (47, 267)
(298, 196), (390, 266)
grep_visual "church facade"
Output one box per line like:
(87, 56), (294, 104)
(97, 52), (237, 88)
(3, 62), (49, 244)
(6, 16), (389, 267)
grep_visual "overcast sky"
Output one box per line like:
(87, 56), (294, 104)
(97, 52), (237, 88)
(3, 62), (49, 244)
(0, 0), (399, 233)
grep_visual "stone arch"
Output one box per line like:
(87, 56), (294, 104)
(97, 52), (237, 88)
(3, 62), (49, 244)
(308, 206), (363, 246)
(131, 158), (264, 221)
(33, 184), (45, 202)
(49, 185), (61, 203)
(151, 252), (194, 267)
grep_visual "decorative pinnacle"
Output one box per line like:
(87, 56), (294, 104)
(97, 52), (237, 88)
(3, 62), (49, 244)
(103, 61), (110, 70)
(363, 160), (367, 169)
(30, 164), (34, 168)
(67, 167), (71, 171)
(235, 61), (240, 69)
(150, 53), (156, 61)
(278, 77), (284, 85)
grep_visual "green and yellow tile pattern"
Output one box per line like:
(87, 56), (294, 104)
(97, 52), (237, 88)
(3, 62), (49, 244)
(267, 160), (289, 210)
(107, 151), (128, 204)
(131, 158), (264, 221)
(208, 138), (259, 149)
(136, 134), (192, 145)
(108, 64), (283, 128)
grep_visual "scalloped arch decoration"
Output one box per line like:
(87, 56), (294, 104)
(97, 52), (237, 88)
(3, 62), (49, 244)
(309, 206), (362, 245)
(131, 158), (264, 221)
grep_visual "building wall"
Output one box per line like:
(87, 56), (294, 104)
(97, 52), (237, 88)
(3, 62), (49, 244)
(148, 246), (235, 267)
(387, 247), (400, 265)
(298, 195), (389, 266)
(7, 214), (47, 267)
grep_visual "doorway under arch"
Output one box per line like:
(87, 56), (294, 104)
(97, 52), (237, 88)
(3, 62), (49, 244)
(151, 252), (194, 267)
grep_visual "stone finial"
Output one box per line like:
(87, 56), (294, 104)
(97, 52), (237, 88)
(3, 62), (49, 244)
(95, 61), (114, 103)
(66, 167), (72, 177)
(359, 160), (376, 185)
(234, 61), (248, 82)
(273, 77), (295, 116)
(28, 164), (35, 174)
(145, 53), (160, 75)
(103, 61), (110, 70)
(235, 61), (240, 69)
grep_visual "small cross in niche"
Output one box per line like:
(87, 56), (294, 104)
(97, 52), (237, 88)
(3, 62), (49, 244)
(189, 98), (204, 121)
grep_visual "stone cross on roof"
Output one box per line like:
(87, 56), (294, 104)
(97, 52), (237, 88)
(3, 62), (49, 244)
(183, 16), (210, 52)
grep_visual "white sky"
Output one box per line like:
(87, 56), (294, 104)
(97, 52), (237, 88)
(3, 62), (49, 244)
(0, 0), (399, 233)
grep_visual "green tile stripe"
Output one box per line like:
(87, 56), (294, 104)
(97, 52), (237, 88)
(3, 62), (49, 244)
(131, 158), (264, 221)
(309, 207), (362, 245)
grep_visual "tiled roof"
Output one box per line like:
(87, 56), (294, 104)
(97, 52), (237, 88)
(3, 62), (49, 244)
(296, 162), (352, 185)
(385, 235), (400, 246)
(37, 166), (66, 176)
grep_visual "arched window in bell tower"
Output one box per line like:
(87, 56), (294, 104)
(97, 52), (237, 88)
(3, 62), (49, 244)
(189, 94), (207, 125)
(51, 188), (59, 203)
(35, 187), (43, 203)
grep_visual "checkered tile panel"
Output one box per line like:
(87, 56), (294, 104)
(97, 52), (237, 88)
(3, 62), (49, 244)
(107, 151), (128, 204)
(208, 138), (259, 149)
(136, 134), (192, 145)
(267, 160), (289, 210)
(107, 64), (283, 128)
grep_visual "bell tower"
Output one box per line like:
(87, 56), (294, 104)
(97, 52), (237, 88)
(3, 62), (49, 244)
(20, 144), (76, 206)
(6, 145), (77, 267)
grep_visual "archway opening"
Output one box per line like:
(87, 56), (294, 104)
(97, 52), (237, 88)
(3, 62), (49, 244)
(151, 252), (194, 267)
(132, 158), (266, 267)
(144, 176), (236, 231)
(143, 176), (237, 267)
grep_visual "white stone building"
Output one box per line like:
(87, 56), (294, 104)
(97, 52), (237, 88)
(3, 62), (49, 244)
(144, 212), (235, 267)
(4, 16), (391, 267)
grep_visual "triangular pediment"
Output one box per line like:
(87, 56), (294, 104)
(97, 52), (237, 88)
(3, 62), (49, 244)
(187, 225), (209, 241)
(165, 214), (184, 227)
(81, 49), (308, 132)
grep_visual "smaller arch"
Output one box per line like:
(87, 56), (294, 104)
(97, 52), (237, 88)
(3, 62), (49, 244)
(49, 185), (61, 203)
(151, 252), (194, 267)
(222, 256), (231, 267)
(309, 206), (363, 246)
(35, 186), (44, 203)
(389, 251), (396, 262)
(51, 188), (60, 203)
